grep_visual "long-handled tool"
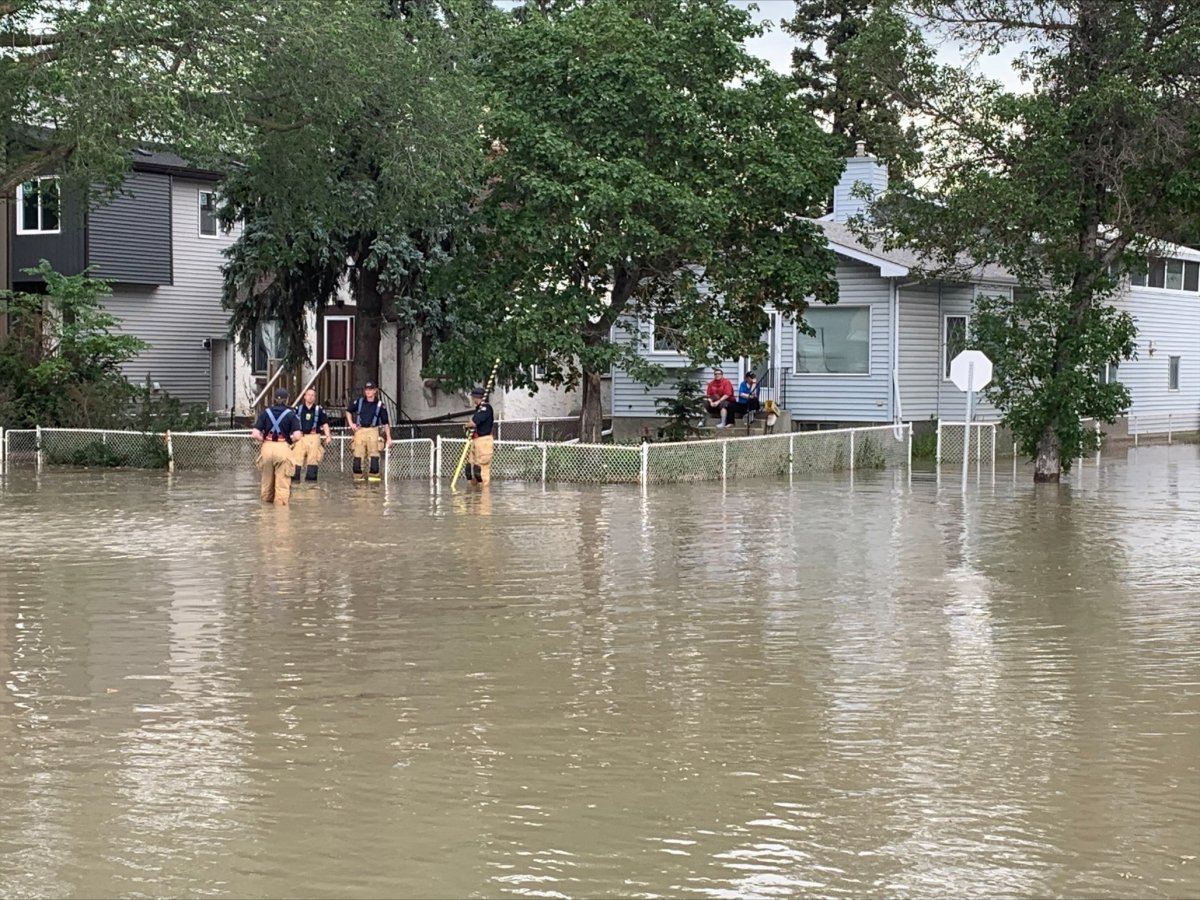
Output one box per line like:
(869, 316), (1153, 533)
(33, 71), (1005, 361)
(450, 357), (500, 492)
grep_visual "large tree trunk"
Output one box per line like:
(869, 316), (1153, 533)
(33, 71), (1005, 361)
(1034, 425), (1061, 483)
(353, 264), (382, 391)
(580, 368), (604, 444)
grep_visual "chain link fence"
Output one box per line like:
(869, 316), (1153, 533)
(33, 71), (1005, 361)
(4, 422), (913, 485)
(936, 422), (1003, 466)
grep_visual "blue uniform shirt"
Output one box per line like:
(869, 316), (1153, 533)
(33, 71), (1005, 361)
(254, 404), (301, 441)
(349, 397), (389, 427)
(471, 402), (494, 437)
(295, 403), (328, 435)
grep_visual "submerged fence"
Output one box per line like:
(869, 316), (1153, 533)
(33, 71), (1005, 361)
(2, 423), (912, 485)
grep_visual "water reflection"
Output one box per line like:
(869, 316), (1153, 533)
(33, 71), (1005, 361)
(1, 448), (1198, 898)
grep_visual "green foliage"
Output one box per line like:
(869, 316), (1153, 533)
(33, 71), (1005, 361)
(431, 0), (843, 440)
(865, 1), (1200, 479)
(0, 262), (146, 427)
(784, 0), (926, 177)
(220, 0), (489, 384)
(654, 374), (706, 442)
(910, 428), (938, 461)
(971, 289), (1135, 465)
(1, 0), (275, 195)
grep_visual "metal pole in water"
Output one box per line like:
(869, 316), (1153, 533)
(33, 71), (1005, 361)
(961, 362), (975, 493)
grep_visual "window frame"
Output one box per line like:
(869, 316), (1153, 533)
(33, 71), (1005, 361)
(15, 176), (61, 235)
(943, 314), (970, 381)
(793, 305), (873, 377)
(648, 313), (687, 357)
(1099, 361), (1119, 385)
(1168, 355), (1181, 392)
(198, 189), (218, 238)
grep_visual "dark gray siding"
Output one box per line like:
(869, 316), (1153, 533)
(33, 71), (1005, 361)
(103, 179), (242, 406)
(86, 172), (172, 285)
(10, 189), (85, 281)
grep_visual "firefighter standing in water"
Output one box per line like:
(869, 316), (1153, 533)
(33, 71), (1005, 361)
(292, 386), (332, 483)
(345, 381), (392, 482)
(252, 387), (303, 505)
(465, 386), (495, 486)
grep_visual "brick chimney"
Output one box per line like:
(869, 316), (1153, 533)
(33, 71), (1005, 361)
(832, 140), (888, 223)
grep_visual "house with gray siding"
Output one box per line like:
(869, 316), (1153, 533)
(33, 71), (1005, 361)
(611, 146), (1199, 439)
(5, 150), (254, 416)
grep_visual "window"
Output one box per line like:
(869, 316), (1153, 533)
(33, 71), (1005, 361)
(796, 306), (870, 375)
(199, 190), (217, 237)
(652, 313), (684, 353)
(16, 177), (60, 234)
(944, 315), (969, 379)
(252, 325), (270, 375)
(1169, 355), (1181, 392)
(1134, 258), (1200, 292)
(1099, 362), (1119, 385)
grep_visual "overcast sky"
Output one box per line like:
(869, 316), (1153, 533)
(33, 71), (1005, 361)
(737, 0), (1028, 92)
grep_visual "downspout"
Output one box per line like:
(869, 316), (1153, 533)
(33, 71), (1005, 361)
(890, 279), (901, 424)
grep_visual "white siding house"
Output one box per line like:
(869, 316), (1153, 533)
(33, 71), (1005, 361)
(610, 143), (1200, 439)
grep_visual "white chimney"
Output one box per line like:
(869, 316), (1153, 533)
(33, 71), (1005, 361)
(832, 144), (888, 223)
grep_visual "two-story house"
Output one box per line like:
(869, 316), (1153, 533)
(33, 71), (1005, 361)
(5, 149), (257, 417)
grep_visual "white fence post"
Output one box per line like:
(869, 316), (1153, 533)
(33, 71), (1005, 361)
(429, 437), (436, 482)
(1168, 413), (1173, 445)
(849, 430), (856, 471)
(533, 416), (540, 442)
(541, 444), (548, 484)
(166, 431), (174, 473)
(789, 434), (795, 480)
(435, 435), (442, 481)
(935, 422), (943, 465)
(384, 444), (390, 493)
(640, 441), (649, 488)
(0, 426), (4, 475)
(35, 425), (42, 472)
(1133, 416), (1139, 447)
(907, 424), (913, 470)
(721, 440), (728, 483)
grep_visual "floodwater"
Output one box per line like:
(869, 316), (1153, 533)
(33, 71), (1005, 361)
(1, 447), (1198, 900)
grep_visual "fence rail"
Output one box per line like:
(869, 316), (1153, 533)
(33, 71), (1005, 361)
(4, 422), (913, 484)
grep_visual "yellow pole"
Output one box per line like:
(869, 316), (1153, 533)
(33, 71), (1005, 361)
(450, 357), (501, 492)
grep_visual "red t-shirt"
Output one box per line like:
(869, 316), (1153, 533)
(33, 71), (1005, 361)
(706, 377), (734, 402)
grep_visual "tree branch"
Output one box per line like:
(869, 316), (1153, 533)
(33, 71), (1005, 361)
(0, 30), (59, 47)
(1, 144), (74, 195)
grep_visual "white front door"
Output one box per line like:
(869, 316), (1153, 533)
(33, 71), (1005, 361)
(208, 339), (233, 413)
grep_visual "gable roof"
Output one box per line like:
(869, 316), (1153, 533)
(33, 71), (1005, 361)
(815, 219), (1018, 285)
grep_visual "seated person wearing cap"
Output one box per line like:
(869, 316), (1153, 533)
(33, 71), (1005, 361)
(345, 381), (393, 482)
(251, 387), (303, 505)
(466, 386), (495, 486)
(734, 371), (761, 424)
(705, 368), (735, 428)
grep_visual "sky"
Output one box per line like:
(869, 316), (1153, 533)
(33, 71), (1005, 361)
(736, 0), (1029, 92)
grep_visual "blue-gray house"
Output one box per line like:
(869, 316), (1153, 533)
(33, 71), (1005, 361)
(610, 146), (1199, 440)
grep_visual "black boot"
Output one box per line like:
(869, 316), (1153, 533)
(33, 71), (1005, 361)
(368, 456), (381, 481)
(352, 457), (363, 476)
(291, 466), (301, 482)
(305, 465), (318, 482)
(472, 465), (483, 483)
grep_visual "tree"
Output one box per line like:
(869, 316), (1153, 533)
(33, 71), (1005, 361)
(431, 0), (843, 442)
(0, 261), (147, 426)
(783, 0), (926, 177)
(220, 0), (489, 392)
(1, 0), (274, 194)
(866, 0), (1200, 481)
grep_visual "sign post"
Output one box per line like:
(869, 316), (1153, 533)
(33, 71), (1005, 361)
(949, 350), (994, 490)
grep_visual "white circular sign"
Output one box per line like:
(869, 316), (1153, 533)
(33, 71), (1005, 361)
(950, 349), (993, 393)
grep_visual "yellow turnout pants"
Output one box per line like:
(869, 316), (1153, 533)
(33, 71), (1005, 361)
(468, 434), (495, 485)
(292, 433), (325, 468)
(351, 427), (383, 477)
(256, 440), (295, 504)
